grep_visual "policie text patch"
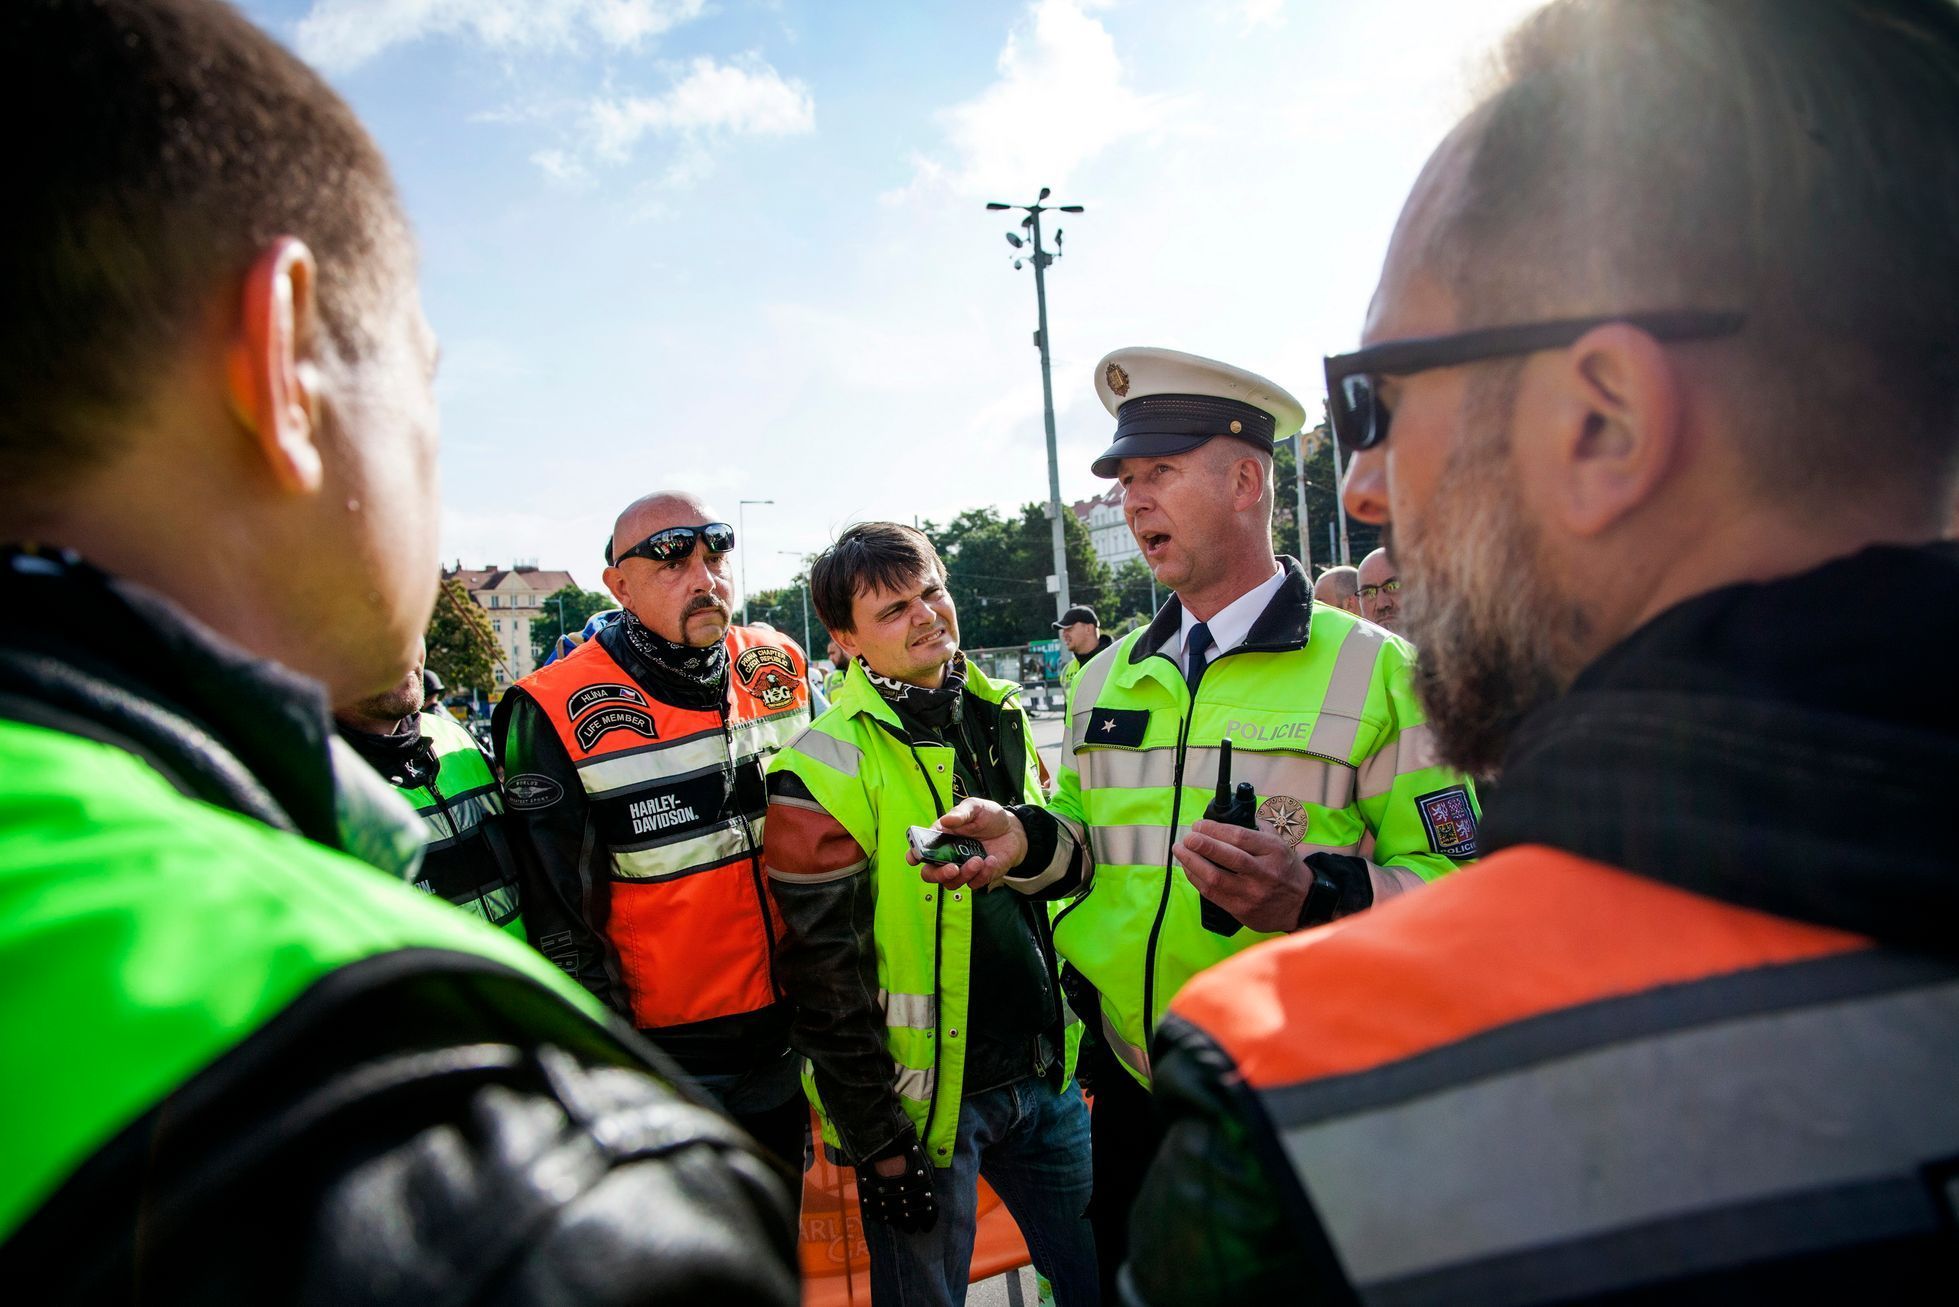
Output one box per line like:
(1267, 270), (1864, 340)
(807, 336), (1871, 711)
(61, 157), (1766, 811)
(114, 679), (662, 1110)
(574, 705), (659, 752)
(1416, 784), (1480, 859)
(1082, 707), (1149, 748)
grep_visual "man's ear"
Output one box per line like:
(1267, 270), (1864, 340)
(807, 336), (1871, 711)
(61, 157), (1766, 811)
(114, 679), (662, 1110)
(832, 625), (863, 661)
(1545, 323), (1684, 537)
(225, 237), (323, 495)
(602, 564), (632, 610)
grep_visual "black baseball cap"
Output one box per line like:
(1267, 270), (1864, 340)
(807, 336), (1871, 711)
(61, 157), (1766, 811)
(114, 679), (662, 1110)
(1054, 605), (1098, 629)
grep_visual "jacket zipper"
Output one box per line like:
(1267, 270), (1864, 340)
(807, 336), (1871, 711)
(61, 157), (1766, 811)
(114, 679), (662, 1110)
(721, 695), (780, 990)
(898, 734), (951, 1158)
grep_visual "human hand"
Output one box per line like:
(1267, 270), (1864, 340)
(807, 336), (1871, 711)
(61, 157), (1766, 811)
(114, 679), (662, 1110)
(1173, 820), (1311, 935)
(908, 797), (1027, 890)
(857, 1141), (938, 1233)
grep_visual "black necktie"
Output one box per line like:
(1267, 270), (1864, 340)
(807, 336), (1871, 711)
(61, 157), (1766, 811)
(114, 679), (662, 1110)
(1186, 620), (1212, 689)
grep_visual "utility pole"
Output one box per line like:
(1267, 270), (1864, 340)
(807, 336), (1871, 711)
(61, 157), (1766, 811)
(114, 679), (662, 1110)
(988, 188), (1084, 622)
(1294, 430), (1312, 570)
(738, 499), (773, 625)
(1329, 437), (1352, 565)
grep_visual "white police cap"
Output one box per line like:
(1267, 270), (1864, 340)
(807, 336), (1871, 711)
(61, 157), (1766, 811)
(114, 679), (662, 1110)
(1090, 346), (1306, 479)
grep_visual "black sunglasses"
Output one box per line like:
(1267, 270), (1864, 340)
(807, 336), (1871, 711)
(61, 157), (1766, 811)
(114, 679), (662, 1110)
(606, 522), (736, 567)
(1323, 310), (1745, 453)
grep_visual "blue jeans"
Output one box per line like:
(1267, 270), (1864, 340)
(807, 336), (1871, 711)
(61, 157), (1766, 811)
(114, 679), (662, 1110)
(865, 1077), (1099, 1306)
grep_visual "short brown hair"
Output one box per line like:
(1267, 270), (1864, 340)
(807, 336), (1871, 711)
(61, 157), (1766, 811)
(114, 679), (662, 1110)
(1442, 0), (1959, 507)
(1, 0), (407, 495)
(811, 522), (944, 634)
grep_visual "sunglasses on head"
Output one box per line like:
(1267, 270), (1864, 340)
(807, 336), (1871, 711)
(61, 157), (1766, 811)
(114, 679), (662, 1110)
(606, 522), (736, 567)
(1323, 310), (1745, 454)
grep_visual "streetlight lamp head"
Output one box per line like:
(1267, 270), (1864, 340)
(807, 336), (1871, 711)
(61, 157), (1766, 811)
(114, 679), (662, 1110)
(1005, 232), (1024, 248)
(1038, 187), (1051, 200)
(985, 202), (1010, 210)
(1013, 259), (1023, 270)
(1059, 205), (1084, 213)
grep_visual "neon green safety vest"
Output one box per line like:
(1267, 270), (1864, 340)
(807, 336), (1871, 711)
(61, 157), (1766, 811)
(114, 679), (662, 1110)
(823, 667), (847, 699)
(0, 718), (609, 1242)
(1050, 571), (1479, 1087)
(394, 711), (524, 936)
(767, 659), (1077, 1167)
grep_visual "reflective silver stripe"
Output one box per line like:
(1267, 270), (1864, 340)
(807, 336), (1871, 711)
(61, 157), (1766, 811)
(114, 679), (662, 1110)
(579, 731), (729, 794)
(1275, 977), (1959, 1292)
(789, 728), (862, 778)
(1357, 721), (1440, 801)
(733, 710), (807, 758)
(767, 793), (830, 816)
(765, 856), (868, 885)
(460, 882), (520, 926)
(1090, 822), (1184, 869)
(1088, 746), (1353, 810)
(612, 821), (751, 881)
(420, 791), (498, 849)
(1101, 1006), (1151, 1082)
(1064, 649), (1124, 752)
(894, 1064), (935, 1103)
(1005, 819), (1075, 893)
(1304, 624), (1386, 762)
(880, 991), (938, 1030)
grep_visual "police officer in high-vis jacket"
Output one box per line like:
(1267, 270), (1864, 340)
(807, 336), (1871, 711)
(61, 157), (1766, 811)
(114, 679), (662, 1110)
(924, 347), (1481, 1296)
(336, 638), (525, 936)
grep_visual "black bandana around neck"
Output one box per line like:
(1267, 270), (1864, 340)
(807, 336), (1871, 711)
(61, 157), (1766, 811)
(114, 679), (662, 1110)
(621, 610), (728, 705)
(865, 651), (967, 730)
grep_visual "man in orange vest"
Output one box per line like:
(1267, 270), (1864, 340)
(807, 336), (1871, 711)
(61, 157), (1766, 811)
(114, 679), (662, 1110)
(1124, 1), (1959, 1302)
(495, 492), (813, 1167)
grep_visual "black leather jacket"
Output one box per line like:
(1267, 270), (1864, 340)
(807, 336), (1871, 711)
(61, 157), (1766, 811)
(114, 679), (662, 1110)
(0, 549), (799, 1305)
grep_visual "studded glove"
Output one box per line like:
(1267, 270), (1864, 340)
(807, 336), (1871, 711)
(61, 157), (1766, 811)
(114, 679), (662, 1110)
(855, 1141), (938, 1233)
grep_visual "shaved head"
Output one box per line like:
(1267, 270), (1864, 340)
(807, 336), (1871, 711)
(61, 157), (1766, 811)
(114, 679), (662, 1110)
(611, 491), (716, 565)
(602, 490), (734, 646)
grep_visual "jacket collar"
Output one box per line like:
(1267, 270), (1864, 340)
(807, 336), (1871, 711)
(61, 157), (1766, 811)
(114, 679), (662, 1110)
(828, 651), (1019, 736)
(1483, 542), (1959, 952)
(0, 546), (421, 875)
(1128, 555), (1314, 664)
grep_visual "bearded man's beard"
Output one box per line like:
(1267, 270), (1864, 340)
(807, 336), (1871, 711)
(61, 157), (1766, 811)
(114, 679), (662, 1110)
(1395, 379), (1592, 778)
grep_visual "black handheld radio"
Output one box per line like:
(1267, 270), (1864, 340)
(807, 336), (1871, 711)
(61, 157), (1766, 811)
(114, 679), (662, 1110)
(1197, 739), (1258, 936)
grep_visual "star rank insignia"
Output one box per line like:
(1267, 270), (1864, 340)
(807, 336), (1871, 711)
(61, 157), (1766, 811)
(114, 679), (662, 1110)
(1257, 794), (1308, 847)
(1085, 707), (1148, 747)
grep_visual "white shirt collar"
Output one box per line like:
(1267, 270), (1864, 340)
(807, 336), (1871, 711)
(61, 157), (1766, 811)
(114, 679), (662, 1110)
(1176, 561), (1286, 666)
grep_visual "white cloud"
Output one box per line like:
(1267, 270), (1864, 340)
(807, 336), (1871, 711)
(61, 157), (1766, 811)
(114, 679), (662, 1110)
(294, 0), (707, 73)
(888, 0), (1175, 203)
(586, 57), (815, 163)
(1239, 0), (1285, 32)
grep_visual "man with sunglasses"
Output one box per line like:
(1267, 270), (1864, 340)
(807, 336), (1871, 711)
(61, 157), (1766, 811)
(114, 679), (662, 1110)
(1354, 547), (1402, 633)
(495, 492), (814, 1169)
(1126, 1), (1959, 1302)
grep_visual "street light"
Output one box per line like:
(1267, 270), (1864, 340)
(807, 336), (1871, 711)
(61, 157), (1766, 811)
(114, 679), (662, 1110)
(738, 498), (773, 625)
(777, 550), (815, 655)
(984, 187), (1085, 621)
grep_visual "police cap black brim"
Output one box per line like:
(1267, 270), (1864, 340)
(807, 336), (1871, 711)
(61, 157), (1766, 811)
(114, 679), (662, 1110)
(1090, 431), (1221, 479)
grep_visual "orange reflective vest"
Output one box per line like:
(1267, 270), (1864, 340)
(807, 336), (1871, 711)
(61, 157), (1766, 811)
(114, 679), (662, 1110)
(1160, 847), (1959, 1302)
(514, 626), (810, 1031)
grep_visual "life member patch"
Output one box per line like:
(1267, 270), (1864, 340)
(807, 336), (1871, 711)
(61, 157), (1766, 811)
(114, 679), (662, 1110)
(1083, 707), (1148, 748)
(566, 682), (646, 720)
(574, 705), (659, 752)
(504, 773), (565, 811)
(1416, 785), (1480, 859)
(736, 645), (800, 709)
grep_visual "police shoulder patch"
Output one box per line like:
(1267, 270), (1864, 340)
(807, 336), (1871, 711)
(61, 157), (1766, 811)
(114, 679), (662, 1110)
(566, 682), (646, 720)
(574, 705), (659, 753)
(504, 773), (565, 811)
(1415, 784), (1480, 859)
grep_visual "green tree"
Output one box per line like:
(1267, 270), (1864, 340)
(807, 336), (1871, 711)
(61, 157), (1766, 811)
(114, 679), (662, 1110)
(922, 503), (1110, 649)
(1274, 416), (1382, 573)
(529, 584), (617, 665)
(745, 575), (820, 656)
(425, 578), (501, 697)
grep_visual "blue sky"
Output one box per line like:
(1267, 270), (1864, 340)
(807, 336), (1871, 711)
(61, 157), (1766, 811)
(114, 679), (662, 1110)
(241, 0), (1537, 598)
